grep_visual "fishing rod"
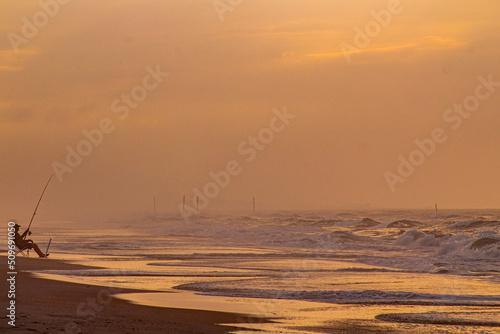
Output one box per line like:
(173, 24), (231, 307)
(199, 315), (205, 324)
(24, 175), (53, 239)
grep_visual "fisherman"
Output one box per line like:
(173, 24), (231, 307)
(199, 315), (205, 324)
(14, 223), (48, 258)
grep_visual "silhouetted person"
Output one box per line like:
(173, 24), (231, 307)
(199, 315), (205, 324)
(14, 224), (47, 257)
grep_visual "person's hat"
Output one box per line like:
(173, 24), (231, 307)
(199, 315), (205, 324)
(14, 223), (20, 228)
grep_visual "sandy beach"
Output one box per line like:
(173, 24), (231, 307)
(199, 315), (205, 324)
(0, 255), (269, 333)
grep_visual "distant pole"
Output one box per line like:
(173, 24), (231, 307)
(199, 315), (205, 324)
(196, 196), (199, 213)
(435, 203), (438, 213)
(253, 196), (256, 213)
(183, 195), (186, 214)
(154, 196), (157, 219)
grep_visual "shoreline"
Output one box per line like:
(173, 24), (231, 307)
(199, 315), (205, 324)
(0, 255), (270, 333)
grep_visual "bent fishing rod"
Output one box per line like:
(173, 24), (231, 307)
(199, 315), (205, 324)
(24, 175), (53, 239)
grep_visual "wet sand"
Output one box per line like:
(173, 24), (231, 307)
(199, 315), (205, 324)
(0, 255), (268, 333)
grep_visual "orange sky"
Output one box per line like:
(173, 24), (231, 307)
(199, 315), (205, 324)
(1, 0), (499, 221)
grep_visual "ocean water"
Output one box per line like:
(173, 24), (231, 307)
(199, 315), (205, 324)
(25, 209), (500, 333)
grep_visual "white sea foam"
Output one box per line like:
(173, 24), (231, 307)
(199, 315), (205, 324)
(22, 209), (500, 289)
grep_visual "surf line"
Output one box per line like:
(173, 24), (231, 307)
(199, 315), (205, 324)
(180, 107), (296, 222)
